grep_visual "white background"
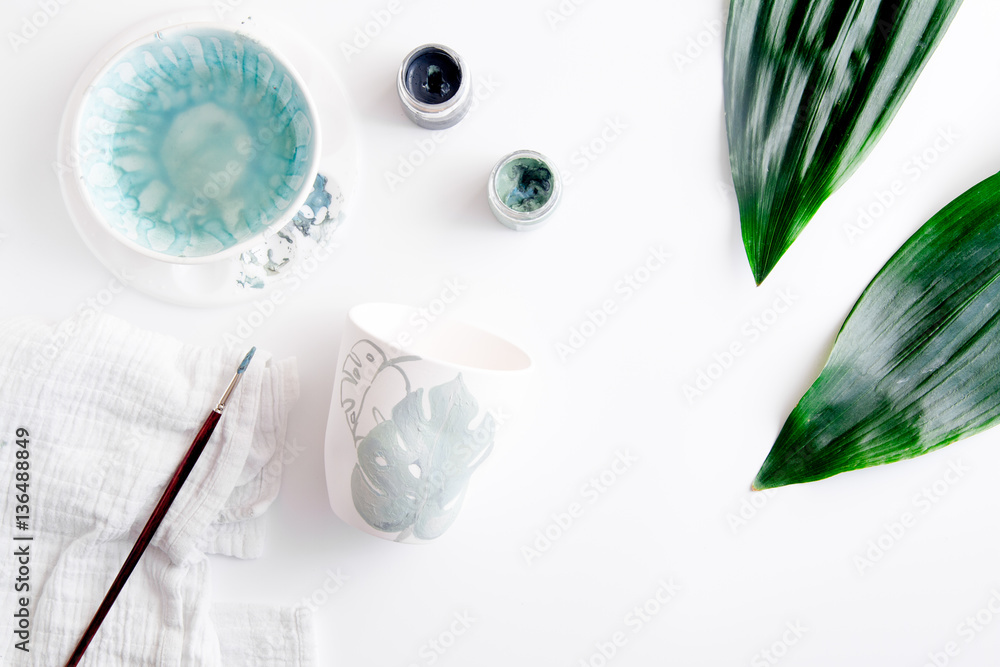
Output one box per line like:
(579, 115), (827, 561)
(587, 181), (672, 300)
(4, 0), (1000, 665)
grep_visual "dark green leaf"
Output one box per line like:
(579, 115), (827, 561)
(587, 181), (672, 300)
(724, 0), (962, 284)
(754, 170), (1000, 489)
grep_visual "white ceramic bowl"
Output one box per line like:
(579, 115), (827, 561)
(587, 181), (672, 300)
(72, 22), (321, 264)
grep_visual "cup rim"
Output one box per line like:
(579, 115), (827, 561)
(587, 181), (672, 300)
(71, 20), (323, 265)
(347, 302), (533, 374)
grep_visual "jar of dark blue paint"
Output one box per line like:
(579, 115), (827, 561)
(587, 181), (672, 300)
(397, 43), (471, 129)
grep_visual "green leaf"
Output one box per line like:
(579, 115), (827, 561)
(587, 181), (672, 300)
(724, 0), (962, 284)
(754, 170), (1000, 489)
(351, 374), (496, 540)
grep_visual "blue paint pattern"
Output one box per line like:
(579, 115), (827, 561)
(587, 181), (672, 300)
(77, 27), (317, 258)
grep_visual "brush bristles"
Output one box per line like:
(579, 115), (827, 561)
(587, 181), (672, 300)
(237, 347), (256, 374)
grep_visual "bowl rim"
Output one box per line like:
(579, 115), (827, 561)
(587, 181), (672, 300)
(71, 20), (323, 265)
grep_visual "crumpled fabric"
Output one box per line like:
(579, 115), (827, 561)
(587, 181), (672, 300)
(0, 313), (313, 666)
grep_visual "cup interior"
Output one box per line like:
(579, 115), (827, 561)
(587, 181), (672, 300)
(349, 303), (532, 373)
(74, 24), (320, 262)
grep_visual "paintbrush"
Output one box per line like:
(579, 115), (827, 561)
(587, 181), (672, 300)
(64, 347), (257, 667)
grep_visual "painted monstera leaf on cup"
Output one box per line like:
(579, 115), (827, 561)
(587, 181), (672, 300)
(352, 374), (496, 540)
(754, 169), (1000, 489)
(340, 339), (418, 443)
(724, 0), (962, 284)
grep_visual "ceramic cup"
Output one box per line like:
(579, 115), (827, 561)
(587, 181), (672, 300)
(325, 303), (533, 543)
(73, 23), (321, 263)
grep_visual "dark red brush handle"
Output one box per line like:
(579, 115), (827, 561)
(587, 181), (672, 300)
(64, 409), (222, 667)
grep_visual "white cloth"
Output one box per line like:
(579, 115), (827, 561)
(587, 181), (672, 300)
(0, 313), (313, 666)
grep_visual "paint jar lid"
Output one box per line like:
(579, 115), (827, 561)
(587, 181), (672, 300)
(397, 43), (471, 129)
(487, 150), (562, 231)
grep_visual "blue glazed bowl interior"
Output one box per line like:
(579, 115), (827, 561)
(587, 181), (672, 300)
(76, 26), (318, 260)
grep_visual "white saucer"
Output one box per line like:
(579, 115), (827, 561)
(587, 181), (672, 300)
(56, 10), (360, 307)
